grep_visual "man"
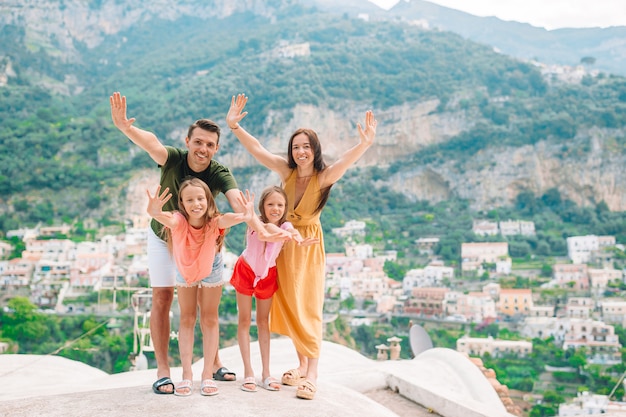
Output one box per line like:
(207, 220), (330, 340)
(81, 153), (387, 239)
(110, 92), (284, 394)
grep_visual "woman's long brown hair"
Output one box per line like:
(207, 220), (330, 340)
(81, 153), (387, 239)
(287, 128), (331, 213)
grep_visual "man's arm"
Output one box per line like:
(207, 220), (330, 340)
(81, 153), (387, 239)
(110, 92), (168, 165)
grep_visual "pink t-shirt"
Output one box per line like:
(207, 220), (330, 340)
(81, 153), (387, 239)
(170, 212), (223, 284)
(242, 222), (292, 287)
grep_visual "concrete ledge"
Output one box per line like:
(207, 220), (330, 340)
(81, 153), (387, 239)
(380, 348), (515, 417)
(0, 338), (514, 417)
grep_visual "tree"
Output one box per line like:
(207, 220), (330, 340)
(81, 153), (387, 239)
(383, 260), (407, 281)
(0, 297), (50, 351)
(580, 56), (596, 65)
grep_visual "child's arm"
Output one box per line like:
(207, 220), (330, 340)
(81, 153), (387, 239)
(284, 224), (320, 246)
(263, 223), (320, 246)
(216, 190), (255, 229)
(290, 228), (319, 247)
(146, 185), (179, 229)
(257, 223), (295, 242)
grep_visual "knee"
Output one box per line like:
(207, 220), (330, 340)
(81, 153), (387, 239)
(152, 289), (174, 310)
(256, 315), (269, 329)
(200, 314), (219, 329)
(238, 315), (252, 329)
(179, 313), (197, 328)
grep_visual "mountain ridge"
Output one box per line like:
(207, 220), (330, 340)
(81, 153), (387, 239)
(0, 0), (625, 232)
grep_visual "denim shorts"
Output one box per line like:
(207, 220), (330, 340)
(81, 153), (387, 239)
(175, 251), (224, 288)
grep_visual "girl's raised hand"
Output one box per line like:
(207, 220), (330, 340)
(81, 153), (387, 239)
(356, 110), (377, 147)
(239, 189), (256, 221)
(146, 185), (172, 218)
(226, 94), (249, 130)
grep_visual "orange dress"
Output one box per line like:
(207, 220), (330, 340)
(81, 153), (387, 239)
(269, 170), (325, 358)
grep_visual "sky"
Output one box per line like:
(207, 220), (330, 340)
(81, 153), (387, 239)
(368, 0), (626, 30)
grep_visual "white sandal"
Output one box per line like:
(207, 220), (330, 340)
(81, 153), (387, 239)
(261, 376), (281, 391)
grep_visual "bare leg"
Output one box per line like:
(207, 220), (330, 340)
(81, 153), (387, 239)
(176, 286), (198, 395)
(296, 355), (319, 400)
(199, 285), (223, 394)
(151, 287), (175, 393)
(295, 348), (308, 378)
(236, 292), (255, 390)
(304, 356), (319, 385)
(256, 297), (275, 383)
(199, 287), (235, 381)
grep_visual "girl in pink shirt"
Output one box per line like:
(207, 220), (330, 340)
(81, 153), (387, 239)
(230, 186), (318, 392)
(147, 178), (254, 397)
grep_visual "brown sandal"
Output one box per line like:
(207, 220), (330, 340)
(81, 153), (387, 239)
(296, 379), (317, 400)
(281, 368), (305, 386)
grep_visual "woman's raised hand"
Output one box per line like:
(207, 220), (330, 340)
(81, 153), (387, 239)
(356, 110), (377, 147)
(226, 94), (249, 130)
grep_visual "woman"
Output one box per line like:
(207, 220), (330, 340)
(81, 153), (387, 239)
(226, 94), (376, 400)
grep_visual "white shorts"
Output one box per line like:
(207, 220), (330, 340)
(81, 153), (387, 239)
(147, 227), (225, 288)
(147, 227), (176, 287)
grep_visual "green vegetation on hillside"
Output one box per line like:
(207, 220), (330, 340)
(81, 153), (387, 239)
(1, 8), (625, 233)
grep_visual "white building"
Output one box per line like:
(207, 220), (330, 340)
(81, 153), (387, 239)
(472, 220), (498, 236)
(589, 267), (623, 296)
(567, 235), (615, 264)
(499, 220), (536, 237)
(23, 239), (77, 262)
(522, 317), (620, 364)
(565, 297), (594, 319)
(0, 241), (13, 259)
(520, 317), (568, 342)
(551, 263), (589, 290)
(402, 262), (454, 293)
(559, 391), (626, 416)
(331, 220), (366, 238)
(461, 242), (510, 273)
(345, 243), (373, 259)
(456, 335), (532, 358)
(601, 299), (626, 327)
(455, 292), (497, 323)
(520, 315), (622, 365)
(415, 237), (439, 255)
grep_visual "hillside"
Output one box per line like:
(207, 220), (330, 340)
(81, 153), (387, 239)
(308, 0), (626, 77)
(0, 0), (626, 235)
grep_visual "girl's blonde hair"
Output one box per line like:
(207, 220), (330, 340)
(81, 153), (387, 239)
(162, 178), (225, 252)
(258, 186), (288, 226)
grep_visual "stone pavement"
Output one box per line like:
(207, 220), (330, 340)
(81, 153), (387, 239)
(0, 337), (514, 417)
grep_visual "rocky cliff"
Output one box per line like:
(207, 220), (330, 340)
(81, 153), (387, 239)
(3, 0), (626, 217)
(219, 100), (626, 211)
(0, 0), (290, 56)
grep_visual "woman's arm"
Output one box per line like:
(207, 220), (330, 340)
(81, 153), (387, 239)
(318, 110), (377, 189)
(226, 94), (292, 182)
(146, 186), (179, 229)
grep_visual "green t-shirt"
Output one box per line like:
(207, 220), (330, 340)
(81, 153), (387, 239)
(150, 146), (238, 237)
